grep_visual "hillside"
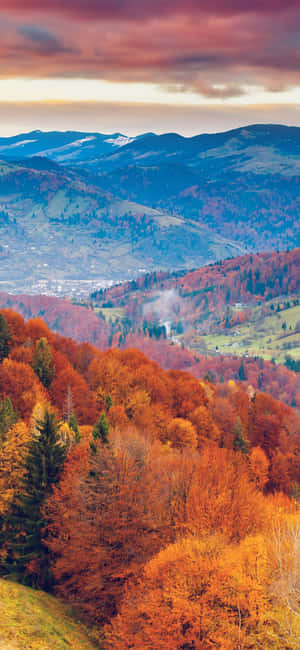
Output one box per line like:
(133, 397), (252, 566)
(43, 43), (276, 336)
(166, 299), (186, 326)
(0, 157), (244, 295)
(0, 308), (300, 648)
(95, 125), (300, 252)
(92, 248), (300, 361)
(0, 249), (299, 407)
(0, 293), (110, 346)
(0, 579), (99, 649)
(1, 124), (299, 257)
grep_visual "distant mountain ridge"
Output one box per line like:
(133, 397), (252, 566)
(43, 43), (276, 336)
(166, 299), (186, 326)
(0, 124), (299, 293)
(0, 129), (154, 164)
(1, 124), (299, 172)
(1, 124), (299, 254)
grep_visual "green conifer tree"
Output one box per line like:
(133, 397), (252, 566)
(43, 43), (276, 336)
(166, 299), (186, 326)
(92, 412), (110, 445)
(68, 411), (81, 443)
(233, 417), (249, 456)
(0, 313), (11, 363)
(238, 360), (247, 381)
(32, 337), (55, 389)
(0, 409), (66, 588)
(0, 397), (18, 440)
(105, 393), (113, 412)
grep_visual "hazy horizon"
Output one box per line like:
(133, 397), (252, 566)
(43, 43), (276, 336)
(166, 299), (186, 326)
(0, 102), (299, 139)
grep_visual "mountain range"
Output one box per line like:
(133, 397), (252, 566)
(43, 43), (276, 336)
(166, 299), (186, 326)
(0, 124), (299, 294)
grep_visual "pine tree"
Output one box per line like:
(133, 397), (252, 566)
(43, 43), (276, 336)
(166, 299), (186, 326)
(238, 360), (247, 381)
(32, 337), (55, 389)
(233, 417), (249, 456)
(105, 393), (113, 412)
(0, 397), (18, 440)
(92, 412), (110, 445)
(0, 313), (10, 363)
(0, 409), (66, 588)
(68, 411), (81, 443)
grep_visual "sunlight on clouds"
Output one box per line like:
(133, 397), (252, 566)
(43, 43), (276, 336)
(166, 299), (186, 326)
(0, 78), (300, 106)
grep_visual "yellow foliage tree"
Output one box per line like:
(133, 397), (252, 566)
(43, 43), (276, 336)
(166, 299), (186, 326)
(267, 511), (300, 646)
(166, 418), (198, 449)
(190, 404), (220, 447)
(57, 422), (76, 449)
(0, 421), (31, 516)
(30, 401), (47, 436)
(249, 446), (270, 490)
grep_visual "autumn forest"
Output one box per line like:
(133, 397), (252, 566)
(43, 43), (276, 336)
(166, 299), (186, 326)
(1, 0), (300, 641)
(0, 305), (299, 648)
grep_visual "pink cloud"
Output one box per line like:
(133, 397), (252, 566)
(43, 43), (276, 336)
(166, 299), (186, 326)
(0, 1), (299, 98)
(2, 0), (300, 20)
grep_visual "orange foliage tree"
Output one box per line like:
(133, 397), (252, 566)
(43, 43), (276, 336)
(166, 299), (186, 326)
(107, 534), (276, 650)
(166, 417), (198, 449)
(45, 430), (174, 622)
(0, 359), (46, 421)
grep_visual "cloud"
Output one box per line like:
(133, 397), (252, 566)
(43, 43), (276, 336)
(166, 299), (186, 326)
(2, 0), (300, 20)
(18, 25), (76, 55)
(192, 83), (246, 99)
(0, 1), (299, 101)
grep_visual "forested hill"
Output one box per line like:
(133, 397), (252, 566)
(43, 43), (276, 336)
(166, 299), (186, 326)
(0, 308), (300, 647)
(92, 248), (300, 308)
(1, 124), (299, 261)
(92, 248), (300, 378)
(0, 156), (244, 294)
(0, 248), (299, 407)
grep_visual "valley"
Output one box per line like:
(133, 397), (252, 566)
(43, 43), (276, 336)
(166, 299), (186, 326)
(0, 124), (299, 295)
(0, 125), (299, 649)
(91, 248), (300, 365)
(1, 0), (300, 644)
(0, 248), (299, 408)
(0, 156), (244, 295)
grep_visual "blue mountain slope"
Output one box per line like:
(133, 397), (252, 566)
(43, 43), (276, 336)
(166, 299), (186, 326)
(0, 130), (154, 164)
(1, 124), (299, 171)
(0, 124), (298, 290)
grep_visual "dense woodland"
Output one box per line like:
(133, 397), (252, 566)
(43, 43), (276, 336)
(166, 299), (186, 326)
(93, 248), (300, 329)
(0, 308), (300, 648)
(1, 249), (299, 409)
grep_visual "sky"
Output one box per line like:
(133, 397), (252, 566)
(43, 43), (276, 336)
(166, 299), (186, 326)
(0, 0), (299, 136)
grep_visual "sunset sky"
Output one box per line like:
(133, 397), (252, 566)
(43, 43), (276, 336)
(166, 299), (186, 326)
(0, 0), (299, 135)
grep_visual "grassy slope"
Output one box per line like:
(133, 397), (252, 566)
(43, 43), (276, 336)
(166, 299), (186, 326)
(94, 306), (125, 322)
(0, 579), (100, 649)
(191, 302), (300, 363)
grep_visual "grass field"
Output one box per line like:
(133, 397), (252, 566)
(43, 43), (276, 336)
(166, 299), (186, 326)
(190, 302), (300, 363)
(0, 579), (101, 649)
(94, 306), (125, 322)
